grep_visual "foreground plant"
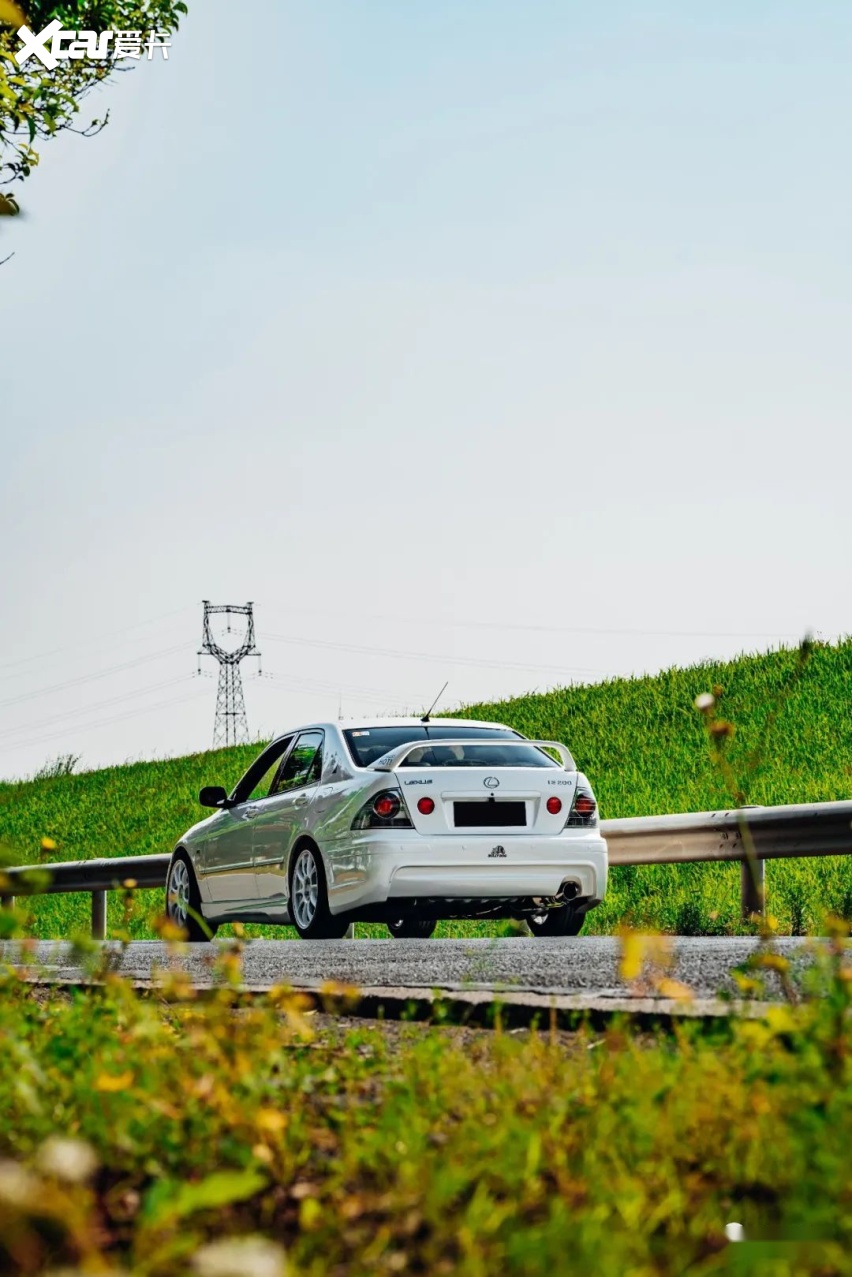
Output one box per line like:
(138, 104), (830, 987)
(0, 928), (850, 1275)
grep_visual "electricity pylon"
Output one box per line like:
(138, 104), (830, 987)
(197, 601), (261, 747)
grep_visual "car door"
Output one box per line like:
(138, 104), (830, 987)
(251, 731), (324, 905)
(202, 737), (293, 905)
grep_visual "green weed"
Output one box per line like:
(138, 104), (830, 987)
(0, 935), (850, 1275)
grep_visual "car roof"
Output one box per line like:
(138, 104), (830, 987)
(276, 717), (517, 736)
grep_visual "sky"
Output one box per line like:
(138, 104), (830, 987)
(1, 0), (850, 781)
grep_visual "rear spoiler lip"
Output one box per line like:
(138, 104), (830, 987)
(370, 739), (576, 773)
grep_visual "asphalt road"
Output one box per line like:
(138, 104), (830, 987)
(3, 936), (816, 1003)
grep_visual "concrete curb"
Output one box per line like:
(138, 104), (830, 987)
(13, 970), (774, 1029)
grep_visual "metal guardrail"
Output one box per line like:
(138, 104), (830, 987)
(1, 801), (850, 938)
(605, 800), (852, 917)
(1, 855), (170, 940)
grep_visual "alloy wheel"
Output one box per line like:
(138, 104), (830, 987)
(168, 859), (191, 927)
(292, 848), (319, 930)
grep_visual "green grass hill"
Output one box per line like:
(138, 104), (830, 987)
(2, 639), (850, 939)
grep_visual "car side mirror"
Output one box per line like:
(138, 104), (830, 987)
(199, 785), (229, 809)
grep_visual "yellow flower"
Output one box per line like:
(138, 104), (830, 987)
(256, 1108), (287, 1134)
(96, 1070), (133, 1092)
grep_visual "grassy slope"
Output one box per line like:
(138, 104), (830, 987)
(1, 640), (850, 938)
(460, 638), (852, 935)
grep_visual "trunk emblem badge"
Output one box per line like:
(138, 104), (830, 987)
(483, 776), (500, 789)
(489, 845), (507, 858)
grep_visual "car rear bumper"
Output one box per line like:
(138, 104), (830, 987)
(323, 830), (608, 914)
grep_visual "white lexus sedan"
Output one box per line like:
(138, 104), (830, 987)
(166, 718), (607, 941)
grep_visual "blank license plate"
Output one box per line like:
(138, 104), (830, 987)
(453, 801), (526, 828)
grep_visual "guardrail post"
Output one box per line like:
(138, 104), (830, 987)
(741, 859), (765, 921)
(91, 890), (107, 941)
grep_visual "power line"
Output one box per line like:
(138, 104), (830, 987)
(260, 606), (806, 642)
(404, 620), (806, 641)
(0, 644), (187, 712)
(258, 666), (433, 702)
(258, 672), (431, 710)
(0, 675), (195, 743)
(261, 632), (608, 678)
(0, 606), (194, 679)
(0, 687), (212, 758)
(262, 626), (817, 680)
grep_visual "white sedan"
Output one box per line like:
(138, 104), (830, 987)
(166, 718), (607, 940)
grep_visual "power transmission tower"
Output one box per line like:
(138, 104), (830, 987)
(197, 601), (262, 748)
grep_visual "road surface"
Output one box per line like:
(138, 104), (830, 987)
(3, 936), (815, 1004)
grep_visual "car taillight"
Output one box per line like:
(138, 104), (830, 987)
(546, 796), (563, 815)
(374, 793), (399, 819)
(565, 784), (597, 827)
(417, 796), (435, 815)
(351, 789), (413, 830)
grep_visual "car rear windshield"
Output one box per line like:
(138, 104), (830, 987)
(343, 726), (563, 769)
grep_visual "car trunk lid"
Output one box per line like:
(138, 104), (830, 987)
(397, 765), (578, 835)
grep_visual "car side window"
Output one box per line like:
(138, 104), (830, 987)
(270, 731), (323, 796)
(234, 737), (294, 805)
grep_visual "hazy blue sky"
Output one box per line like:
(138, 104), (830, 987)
(1, 0), (850, 780)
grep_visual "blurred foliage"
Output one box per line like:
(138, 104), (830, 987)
(0, 0), (187, 191)
(0, 4), (27, 29)
(2, 640), (850, 939)
(0, 931), (851, 1274)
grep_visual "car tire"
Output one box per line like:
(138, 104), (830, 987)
(289, 842), (351, 940)
(387, 918), (437, 939)
(166, 851), (218, 942)
(527, 903), (585, 937)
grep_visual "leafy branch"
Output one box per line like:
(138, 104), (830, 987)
(0, 0), (187, 190)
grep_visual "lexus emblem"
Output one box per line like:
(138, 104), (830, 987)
(483, 776), (500, 789)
